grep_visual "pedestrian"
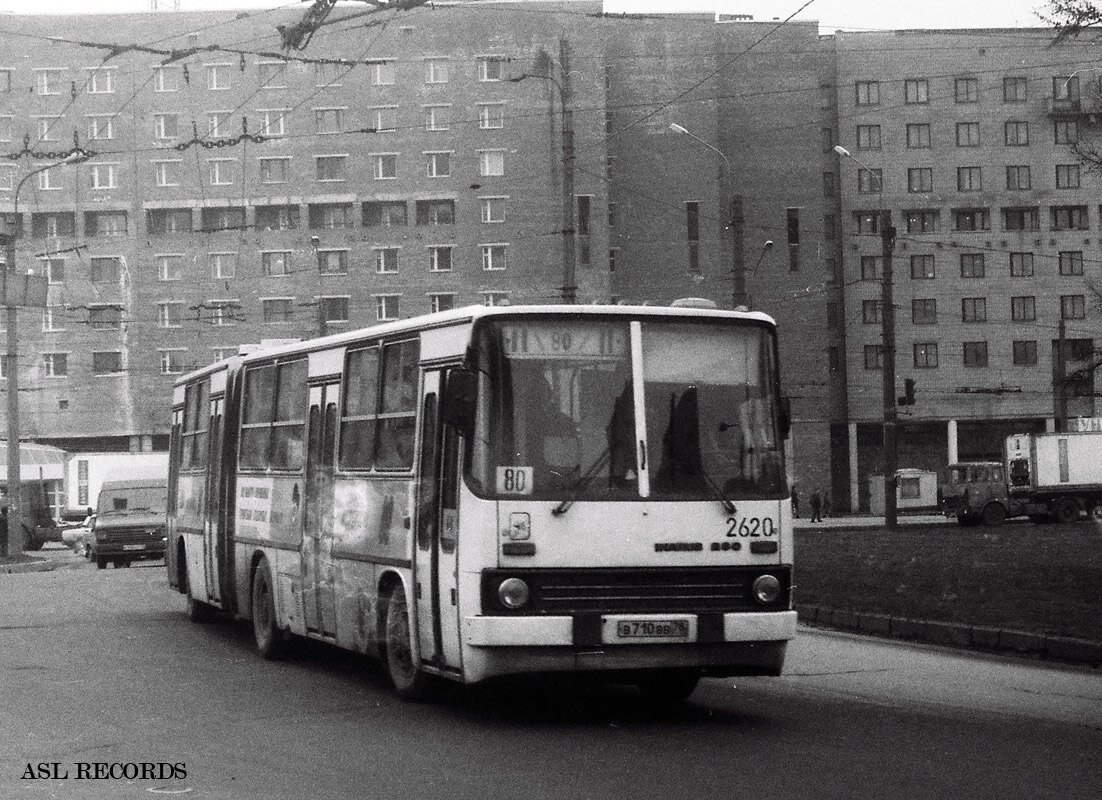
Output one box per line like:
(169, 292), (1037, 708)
(0, 505), (8, 557)
(791, 485), (800, 518)
(809, 489), (822, 523)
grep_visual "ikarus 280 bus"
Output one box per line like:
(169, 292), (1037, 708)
(166, 302), (796, 704)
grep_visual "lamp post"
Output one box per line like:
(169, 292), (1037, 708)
(834, 145), (899, 529)
(668, 123), (743, 308)
(507, 42), (576, 304)
(0, 151), (86, 555)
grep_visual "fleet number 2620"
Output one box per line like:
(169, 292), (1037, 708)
(725, 517), (776, 537)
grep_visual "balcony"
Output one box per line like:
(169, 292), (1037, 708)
(1045, 95), (1102, 117)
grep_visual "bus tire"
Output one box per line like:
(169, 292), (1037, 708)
(981, 503), (1007, 527)
(383, 584), (430, 701)
(1053, 497), (1080, 524)
(251, 558), (290, 660)
(635, 668), (701, 707)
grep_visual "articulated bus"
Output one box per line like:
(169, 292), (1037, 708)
(166, 303), (796, 703)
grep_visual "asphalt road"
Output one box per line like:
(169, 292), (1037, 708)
(0, 557), (1099, 800)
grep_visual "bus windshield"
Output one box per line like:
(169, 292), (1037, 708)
(468, 318), (785, 501)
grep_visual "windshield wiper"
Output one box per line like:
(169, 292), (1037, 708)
(696, 469), (736, 515)
(552, 447), (610, 516)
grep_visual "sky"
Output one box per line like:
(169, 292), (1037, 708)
(0, 0), (1058, 32)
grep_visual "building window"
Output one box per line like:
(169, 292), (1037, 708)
(906, 210), (939, 233)
(425, 151), (452, 178)
(862, 299), (882, 324)
(43, 353), (68, 377)
(370, 106), (398, 132)
(478, 103), (504, 129)
(858, 169), (882, 194)
(961, 297), (987, 323)
(956, 122), (980, 147)
(364, 201), (407, 227)
(481, 292), (509, 307)
(200, 207), (244, 233)
(206, 63), (231, 90)
(370, 61), (395, 86)
(32, 212), (76, 238)
(479, 197), (506, 223)
(257, 61), (288, 89)
(1013, 340), (1038, 366)
(482, 244), (508, 271)
(962, 341), (989, 367)
(43, 259), (65, 284)
(860, 256), (881, 281)
(854, 211), (880, 235)
(1059, 250), (1085, 276)
(1002, 207), (1039, 231)
(856, 124), (881, 150)
(153, 66), (179, 92)
(912, 299), (937, 325)
(424, 105), (450, 131)
(261, 251), (292, 277)
(87, 116), (115, 140)
(89, 305), (123, 329)
(1005, 121), (1029, 146)
(153, 160), (181, 187)
(315, 62), (344, 88)
(425, 58), (449, 84)
(87, 67), (114, 94)
(372, 154), (398, 179)
(209, 301), (239, 326)
(954, 209), (990, 231)
(259, 109), (287, 137)
(1004, 76), (1028, 102)
(0, 116), (10, 142)
(208, 158), (235, 186)
(904, 78), (929, 104)
(823, 172), (836, 197)
(906, 123), (931, 149)
(158, 302), (184, 328)
(210, 253), (236, 279)
(1061, 295), (1086, 319)
(1010, 252), (1034, 277)
(1052, 205), (1089, 230)
(479, 150), (504, 176)
(314, 107), (344, 135)
(1010, 295), (1036, 322)
(262, 298), (294, 324)
(147, 208), (191, 234)
(259, 157), (290, 184)
(374, 248), (400, 274)
(35, 68), (64, 96)
(913, 342), (938, 368)
(92, 351), (123, 375)
(478, 56), (505, 82)
(319, 297), (349, 324)
(159, 350), (187, 375)
(854, 80), (880, 106)
(153, 113), (179, 139)
(909, 255), (935, 279)
(955, 77), (979, 103)
(317, 250), (348, 275)
(37, 164), (63, 190)
(960, 253), (986, 278)
(1056, 164), (1081, 189)
(157, 254), (183, 281)
(429, 293), (455, 313)
(375, 294), (400, 321)
(315, 155), (348, 182)
(207, 112), (232, 138)
(1005, 166), (1031, 191)
(957, 167), (982, 192)
(1054, 120), (1079, 145)
(84, 211), (127, 237)
(414, 200), (455, 226)
(255, 204), (299, 231)
(908, 168), (933, 193)
(864, 344), (883, 370)
(43, 306), (65, 333)
(429, 245), (453, 272)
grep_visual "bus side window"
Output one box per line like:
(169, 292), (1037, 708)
(241, 365), (277, 470)
(271, 360), (307, 470)
(376, 340), (420, 470)
(339, 347), (380, 470)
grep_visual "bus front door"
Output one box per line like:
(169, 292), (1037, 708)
(303, 383), (339, 638)
(203, 397), (223, 604)
(415, 370), (462, 672)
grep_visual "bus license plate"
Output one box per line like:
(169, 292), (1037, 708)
(122, 544), (146, 551)
(606, 617), (694, 643)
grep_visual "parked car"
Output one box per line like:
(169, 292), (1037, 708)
(89, 480), (167, 569)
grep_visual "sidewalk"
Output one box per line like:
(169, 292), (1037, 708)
(794, 513), (952, 531)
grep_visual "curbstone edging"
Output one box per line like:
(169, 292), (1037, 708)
(795, 604), (1102, 667)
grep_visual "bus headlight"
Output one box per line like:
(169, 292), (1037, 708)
(498, 578), (530, 609)
(752, 574), (781, 605)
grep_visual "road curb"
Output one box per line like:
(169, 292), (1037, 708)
(0, 559), (57, 574)
(796, 604), (1102, 667)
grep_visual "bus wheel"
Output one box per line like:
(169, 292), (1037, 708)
(1053, 498), (1080, 524)
(383, 584), (430, 701)
(251, 559), (290, 660)
(635, 668), (701, 707)
(981, 503), (1007, 527)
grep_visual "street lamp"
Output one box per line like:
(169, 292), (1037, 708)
(0, 150), (87, 555)
(668, 122), (740, 308)
(834, 144), (900, 529)
(507, 45), (576, 304)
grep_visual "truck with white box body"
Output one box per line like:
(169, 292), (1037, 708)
(1005, 431), (1102, 523)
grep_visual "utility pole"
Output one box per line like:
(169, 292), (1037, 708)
(558, 37), (576, 304)
(1, 227), (20, 556)
(880, 210), (899, 529)
(1055, 316), (1068, 432)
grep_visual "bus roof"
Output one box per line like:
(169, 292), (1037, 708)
(174, 303), (777, 387)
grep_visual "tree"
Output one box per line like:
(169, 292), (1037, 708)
(1042, 3), (1102, 169)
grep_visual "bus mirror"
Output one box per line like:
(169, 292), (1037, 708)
(442, 369), (478, 431)
(779, 396), (792, 440)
